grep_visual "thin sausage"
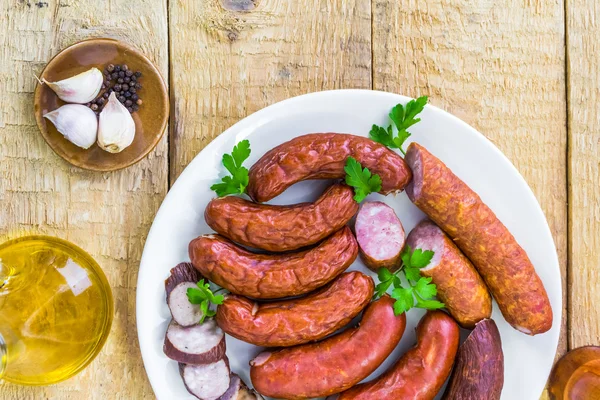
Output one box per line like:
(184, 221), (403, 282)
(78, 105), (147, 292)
(405, 142), (552, 335)
(405, 220), (492, 329)
(189, 227), (358, 299)
(205, 183), (358, 252)
(216, 271), (374, 347)
(338, 310), (460, 400)
(247, 133), (412, 202)
(249, 296), (406, 399)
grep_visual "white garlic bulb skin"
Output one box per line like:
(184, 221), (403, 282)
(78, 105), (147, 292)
(43, 104), (98, 149)
(42, 68), (103, 104)
(97, 92), (136, 153)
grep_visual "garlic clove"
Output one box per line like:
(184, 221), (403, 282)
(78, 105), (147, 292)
(42, 68), (103, 104)
(43, 104), (98, 149)
(97, 92), (135, 153)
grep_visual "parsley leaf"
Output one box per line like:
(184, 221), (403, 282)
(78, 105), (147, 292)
(374, 268), (395, 298)
(392, 287), (414, 315)
(414, 276), (438, 299)
(369, 96), (428, 155)
(410, 248), (435, 268)
(404, 266), (422, 282)
(344, 157), (382, 202)
(210, 140), (251, 197)
(416, 299), (446, 310)
(187, 279), (225, 324)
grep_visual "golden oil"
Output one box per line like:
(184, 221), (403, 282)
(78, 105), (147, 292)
(0, 236), (113, 385)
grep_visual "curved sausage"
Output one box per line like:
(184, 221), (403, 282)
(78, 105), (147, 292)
(205, 183), (358, 252)
(249, 296), (406, 399)
(338, 310), (460, 400)
(405, 142), (552, 335)
(355, 201), (405, 271)
(189, 227), (358, 299)
(216, 271), (374, 347)
(247, 133), (412, 202)
(405, 220), (492, 329)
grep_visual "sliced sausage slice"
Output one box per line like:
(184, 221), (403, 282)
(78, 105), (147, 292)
(247, 133), (412, 202)
(165, 263), (205, 327)
(180, 359), (230, 400)
(218, 374), (264, 400)
(249, 295), (407, 399)
(405, 220), (492, 328)
(355, 201), (405, 271)
(163, 319), (226, 365)
(405, 142), (552, 335)
(338, 310), (460, 400)
(216, 271), (374, 347)
(205, 183), (358, 252)
(189, 227), (358, 299)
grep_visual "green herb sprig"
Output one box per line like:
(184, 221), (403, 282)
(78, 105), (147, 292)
(210, 140), (251, 197)
(369, 96), (428, 155)
(344, 157), (382, 203)
(374, 245), (445, 315)
(186, 279), (225, 324)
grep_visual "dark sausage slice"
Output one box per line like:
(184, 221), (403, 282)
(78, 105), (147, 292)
(247, 133), (412, 202)
(165, 262), (202, 296)
(405, 142), (553, 335)
(338, 310), (460, 400)
(249, 295), (407, 399)
(216, 271), (374, 347)
(355, 201), (405, 271)
(180, 359), (230, 400)
(405, 220), (492, 329)
(205, 183), (358, 252)
(165, 263), (205, 327)
(189, 227), (358, 299)
(442, 319), (504, 400)
(163, 319), (226, 365)
(218, 374), (264, 400)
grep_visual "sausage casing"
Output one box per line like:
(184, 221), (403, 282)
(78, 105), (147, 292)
(215, 271), (374, 347)
(205, 183), (358, 252)
(406, 220), (492, 329)
(338, 310), (460, 400)
(189, 226), (358, 299)
(247, 133), (412, 202)
(249, 296), (406, 399)
(405, 142), (553, 335)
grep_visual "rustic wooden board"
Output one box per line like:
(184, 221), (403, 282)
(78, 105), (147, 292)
(0, 0), (168, 398)
(372, 1), (568, 398)
(566, 0), (600, 348)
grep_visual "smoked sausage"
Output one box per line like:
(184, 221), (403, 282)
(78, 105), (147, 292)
(405, 142), (552, 335)
(405, 220), (492, 329)
(247, 133), (412, 202)
(216, 271), (374, 347)
(189, 227), (358, 299)
(338, 310), (460, 400)
(249, 296), (406, 399)
(205, 183), (358, 252)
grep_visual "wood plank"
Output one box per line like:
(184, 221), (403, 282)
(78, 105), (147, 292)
(169, 0), (372, 182)
(372, 1), (568, 398)
(567, 0), (600, 348)
(0, 0), (168, 398)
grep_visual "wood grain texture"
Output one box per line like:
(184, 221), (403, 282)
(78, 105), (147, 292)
(0, 0), (168, 398)
(567, 0), (600, 348)
(169, 0), (372, 182)
(372, 1), (567, 398)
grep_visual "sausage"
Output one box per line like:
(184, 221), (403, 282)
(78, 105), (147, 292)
(218, 374), (264, 400)
(180, 358), (230, 400)
(189, 227), (358, 299)
(163, 319), (226, 365)
(405, 220), (492, 329)
(405, 142), (553, 335)
(205, 183), (358, 252)
(338, 310), (460, 400)
(247, 133), (412, 202)
(165, 262), (205, 327)
(216, 271), (374, 347)
(249, 295), (406, 399)
(354, 201), (405, 271)
(442, 319), (504, 400)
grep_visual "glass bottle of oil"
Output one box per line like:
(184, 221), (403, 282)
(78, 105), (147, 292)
(0, 236), (113, 385)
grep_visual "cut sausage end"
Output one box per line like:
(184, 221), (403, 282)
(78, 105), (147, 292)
(404, 220), (444, 271)
(168, 282), (205, 327)
(164, 319), (226, 364)
(218, 374), (264, 400)
(181, 359), (231, 400)
(165, 262), (203, 297)
(249, 352), (271, 367)
(355, 201), (405, 271)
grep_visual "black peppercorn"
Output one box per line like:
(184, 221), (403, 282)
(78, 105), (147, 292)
(117, 78), (123, 84)
(118, 71), (125, 78)
(104, 79), (111, 86)
(133, 105), (139, 111)
(103, 92), (110, 98)
(124, 91), (132, 98)
(91, 104), (99, 111)
(131, 94), (139, 101)
(135, 71), (142, 78)
(107, 64), (115, 72)
(97, 97), (105, 105)
(125, 99), (133, 107)
(127, 107), (133, 113)
(136, 99), (143, 105)
(111, 72), (119, 79)
(129, 87), (136, 94)
(101, 84), (106, 90)
(119, 96), (126, 103)
(135, 83), (142, 89)
(113, 84), (122, 92)
(125, 70), (133, 77)
(122, 64), (128, 71)
(124, 77), (130, 83)
(122, 84), (129, 91)
(114, 65), (121, 72)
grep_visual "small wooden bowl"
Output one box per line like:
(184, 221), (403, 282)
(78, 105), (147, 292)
(548, 346), (600, 400)
(34, 38), (169, 171)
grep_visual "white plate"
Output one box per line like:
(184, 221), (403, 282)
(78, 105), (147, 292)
(137, 90), (561, 400)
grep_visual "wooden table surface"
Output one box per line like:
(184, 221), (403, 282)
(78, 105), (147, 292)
(0, 0), (597, 398)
